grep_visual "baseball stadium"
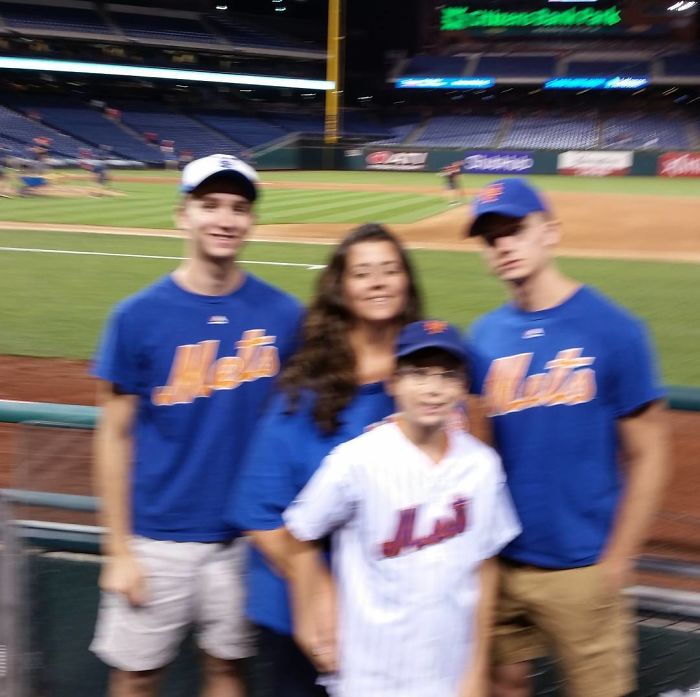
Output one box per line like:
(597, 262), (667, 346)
(0, 0), (699, 695)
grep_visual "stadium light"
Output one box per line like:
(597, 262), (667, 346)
(0, 56), (334, 90)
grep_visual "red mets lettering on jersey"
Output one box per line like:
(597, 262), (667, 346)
(381, 497), (469, 558)
(152, 329), (280, 406)
(483, 348), (596, 416)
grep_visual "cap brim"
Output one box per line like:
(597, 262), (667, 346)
(465, 206), (530, 238)
(182, 170), (258, 201)
(396, 339), (467, 362)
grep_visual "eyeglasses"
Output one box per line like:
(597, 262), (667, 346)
(396, 366), (463, 385)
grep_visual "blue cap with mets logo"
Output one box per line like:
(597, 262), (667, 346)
(396, 320), (468, 362)
(466, 177), (549, 237)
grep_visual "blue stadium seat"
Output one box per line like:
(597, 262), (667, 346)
(120, 109), (241, 158)
(662, 53), (700, 77)
(414, 116), (502, 148)
(0, 2), (112, 33)
(501, 116), (597, 149)
(475, 55), (556, 78)
(601, 115), (689, 150)
(567, 60), (650, 77)
(403, 55), (468, 77)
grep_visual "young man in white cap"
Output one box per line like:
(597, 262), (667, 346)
(91, 154), (303, 696)
(464, 178), (669, 697)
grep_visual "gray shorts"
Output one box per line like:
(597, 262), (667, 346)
(91, 536), (253, 671)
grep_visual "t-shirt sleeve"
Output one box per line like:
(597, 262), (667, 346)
(225, 395), (301, 532)
(610, 318), (665, 418)
(283, 446), (358, 542)
(478, 455), (521, 560)
(92, 302), (141, 394)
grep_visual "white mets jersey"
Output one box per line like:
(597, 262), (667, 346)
(284, 421), (521, 697)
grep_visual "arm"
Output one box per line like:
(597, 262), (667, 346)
(246, 526), (338, 672)
(92, 380), (146, 605)
(281, 446), (359, 672)
(458, 557), (499, 697)
(599, 400), (670, 591)
(286, 534), (338, 674)
(247, 527), (296, 578)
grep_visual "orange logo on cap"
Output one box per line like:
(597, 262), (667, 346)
(424, 320), (448, 335)
(479, 183), (503, 204)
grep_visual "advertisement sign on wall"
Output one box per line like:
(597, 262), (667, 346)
(657, 152), (700, 178)
(557, 151), (633, 176)
(462, 152), (534, 174)
(365, 151), (428, 171)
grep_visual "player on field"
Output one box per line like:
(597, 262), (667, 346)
(90, 154), (302, 697)
(284, 320), (521, 697)
(226, 223), (423, 697)
(441, 161), (464, 206)
(465, 177), (669, 697)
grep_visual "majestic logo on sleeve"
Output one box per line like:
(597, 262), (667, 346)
(152, 329), (279, 406)
(483, 348), (596, 416)
(380, 497), (469, 559)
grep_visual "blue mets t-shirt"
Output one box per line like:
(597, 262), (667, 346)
(227, 383), (394, 635)
(93, 273), (302, 543)
(468, 285), (664, 569)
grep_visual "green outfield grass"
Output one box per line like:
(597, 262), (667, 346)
(98, 168), (700, 198)
(0, 169), (697, 231)
(0, 180), (447, 227)
(1, 229), (698, 386)
(261, 170), (700, 197)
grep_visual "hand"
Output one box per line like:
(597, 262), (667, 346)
(99, 553), (148, 607)
(598, 554), (633, 595)
(294, 582), (338, 674)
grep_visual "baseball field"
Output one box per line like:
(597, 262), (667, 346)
(0, 168), (699, 589)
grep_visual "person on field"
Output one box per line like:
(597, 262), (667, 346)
(441, 161), (464, 206)
(90, 154), (302, 697)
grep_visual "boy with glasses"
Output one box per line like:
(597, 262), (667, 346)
(283, 320), (521, 697)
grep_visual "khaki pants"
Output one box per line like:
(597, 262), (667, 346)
(492, 560), (636, 697)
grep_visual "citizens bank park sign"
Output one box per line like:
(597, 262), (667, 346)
(365, 151), (428, 171)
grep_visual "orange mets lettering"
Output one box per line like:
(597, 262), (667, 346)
(484, 348), (596, 416)
(152, 330), (279, 406)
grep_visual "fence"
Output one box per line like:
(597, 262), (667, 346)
(1, 392), (700, 697)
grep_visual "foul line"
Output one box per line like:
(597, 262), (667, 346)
(0, 246), (325, 270)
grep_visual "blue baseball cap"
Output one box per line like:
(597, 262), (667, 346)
(466, 177), (549, 237)
(396, 320), (467, 362)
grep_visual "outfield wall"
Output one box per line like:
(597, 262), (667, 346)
(255, 140), (700, 177)
(345, 147), (700, 177)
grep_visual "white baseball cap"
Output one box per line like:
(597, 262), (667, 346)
(180, 154), (259, 201)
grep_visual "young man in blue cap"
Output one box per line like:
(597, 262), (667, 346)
(283, 320), (521, 697)
(90, 154), (303, 696)
(465, 178), (669, 697)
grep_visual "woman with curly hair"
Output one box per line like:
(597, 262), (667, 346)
(226, 222), (422, 696)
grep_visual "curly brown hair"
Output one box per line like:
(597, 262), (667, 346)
(280, 223), (422, 434)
